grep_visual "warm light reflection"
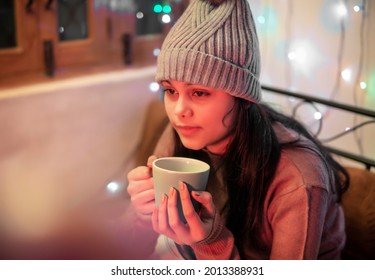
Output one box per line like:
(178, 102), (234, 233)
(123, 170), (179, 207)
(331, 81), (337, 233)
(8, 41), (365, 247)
(149, 82), (160, 92)
(257, 6), (278, 35)
(353, 5), (361, 12)
(106, 181), (120, 193)
(153, 48), (161, 57)
(162, 14), (171, 24)
(334, 2), (348, 18)
(320, 0), (348, 32)
(257, 16), (266, 24)
(314, 112), (322, 120)
(288, 40), (321, 76)
(341, 68), (352, 82)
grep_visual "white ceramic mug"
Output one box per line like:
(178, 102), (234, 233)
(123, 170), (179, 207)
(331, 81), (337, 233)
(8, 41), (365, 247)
(152, 157), (210, 222)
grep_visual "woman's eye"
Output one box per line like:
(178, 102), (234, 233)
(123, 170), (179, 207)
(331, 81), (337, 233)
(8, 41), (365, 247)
(163, 88), (175, 95)
(193, 91), (209, 97)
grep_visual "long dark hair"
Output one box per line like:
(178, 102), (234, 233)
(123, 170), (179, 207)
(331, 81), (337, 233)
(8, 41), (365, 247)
(173, 98), (349, 258)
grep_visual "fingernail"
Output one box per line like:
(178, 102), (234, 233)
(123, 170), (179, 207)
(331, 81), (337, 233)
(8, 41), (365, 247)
(193, 191), (201, 196)
(161, 194), (167, 203)
(179, 181), (185, 190)
(169, 187), (175, 196)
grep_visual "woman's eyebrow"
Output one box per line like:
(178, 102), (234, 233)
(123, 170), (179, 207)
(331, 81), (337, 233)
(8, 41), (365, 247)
(160, 80), (171, 85)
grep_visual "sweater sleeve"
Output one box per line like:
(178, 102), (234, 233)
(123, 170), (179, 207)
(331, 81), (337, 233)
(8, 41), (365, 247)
(190, 210), (241, 260)
(262, 141), (345, 260)
(268, 185), (329, 259)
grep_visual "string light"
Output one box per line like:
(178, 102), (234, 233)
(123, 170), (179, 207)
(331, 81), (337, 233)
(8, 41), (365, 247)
(334, 2), (348, 18)
(287, 40), (321, 76)
(153, 3), (172, 14)
(153, 48), (161, 57)
(353, 5), (361, 12)
(255, 0), (374, 159)
(257, 16), (266, 24)
(153, 4), (163, 13)
(314, 112), (322, 120)
(106, 181), (120, 194)
(287, 48), (306, 63)
(287, 51), (297, 61)
(163, 4), (172, 14)
(162, 14), (171, 23)
(341, 68), (352, 82)
(149, 82), (160, 92)
(360, 81), (367, 90)
(257, 6), (278, 35)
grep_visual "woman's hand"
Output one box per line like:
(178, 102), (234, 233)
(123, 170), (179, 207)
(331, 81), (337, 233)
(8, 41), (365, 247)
(152, 181), (216, 245)
(127, 155), (158, 222)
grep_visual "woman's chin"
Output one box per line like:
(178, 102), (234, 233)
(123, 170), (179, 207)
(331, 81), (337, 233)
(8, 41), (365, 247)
(181, 140), (204, 151)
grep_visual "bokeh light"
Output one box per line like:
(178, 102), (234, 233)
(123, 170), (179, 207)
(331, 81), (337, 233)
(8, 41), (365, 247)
(360, 81), (367, 90)
(353, 5), (361, 12)
(153, 4), (163, 13)
(153, 48), (161, 57)
(320, 0), (350, 32)
(256, 6), (278, 35)
(287, 40), (323, 76)
(334, 2), (348, 18)
(162, 14), (171, 24)
(106, 181), (120, 193)
(149, 82), (160, 92)
(257, 16), (266, 24)
(368, 71), (375, 96)
(314, 112), (322, 120)
(341, 68), (352, 82)
(163, 5), (172, 14)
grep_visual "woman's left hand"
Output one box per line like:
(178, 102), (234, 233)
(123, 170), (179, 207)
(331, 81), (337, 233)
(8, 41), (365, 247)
(152, 181), (216, 245)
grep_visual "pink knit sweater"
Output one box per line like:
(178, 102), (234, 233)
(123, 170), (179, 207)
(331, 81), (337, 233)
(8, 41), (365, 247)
(128, 122), (346, 260)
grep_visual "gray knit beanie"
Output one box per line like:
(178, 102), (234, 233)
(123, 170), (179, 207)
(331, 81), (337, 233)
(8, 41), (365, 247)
(155, 0), (261, 103)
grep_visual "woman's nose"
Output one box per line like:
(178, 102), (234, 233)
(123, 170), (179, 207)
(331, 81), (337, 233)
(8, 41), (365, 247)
(174, 97), (193, 118)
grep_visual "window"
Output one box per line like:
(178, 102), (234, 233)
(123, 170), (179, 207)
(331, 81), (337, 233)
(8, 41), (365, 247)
(58, 0), (89, 41)
(0, 0), (16, 48)
(135, 0), (163, 35)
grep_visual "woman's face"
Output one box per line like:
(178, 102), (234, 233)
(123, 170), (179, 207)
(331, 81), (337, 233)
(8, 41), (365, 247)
(161, 80), (236, 155)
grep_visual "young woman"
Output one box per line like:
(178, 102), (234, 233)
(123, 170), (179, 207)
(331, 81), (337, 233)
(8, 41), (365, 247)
(126, 0), (349, 259)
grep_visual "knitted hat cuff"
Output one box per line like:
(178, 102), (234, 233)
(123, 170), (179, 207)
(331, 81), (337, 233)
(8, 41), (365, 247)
(156, 48), (261, 103)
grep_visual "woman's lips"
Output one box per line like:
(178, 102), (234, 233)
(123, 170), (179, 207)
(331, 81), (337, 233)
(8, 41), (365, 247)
(175, 125), (201, 137)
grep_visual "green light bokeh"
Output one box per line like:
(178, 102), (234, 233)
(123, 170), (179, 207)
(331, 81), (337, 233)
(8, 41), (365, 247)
(154, 4), (163, 13)
(369, 71), (375, 97)
(256, 6), (278, 35)
(163, 5), (172, 14)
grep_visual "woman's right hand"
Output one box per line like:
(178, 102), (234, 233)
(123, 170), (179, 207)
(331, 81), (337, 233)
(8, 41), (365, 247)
(127, 155), (158, 222)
